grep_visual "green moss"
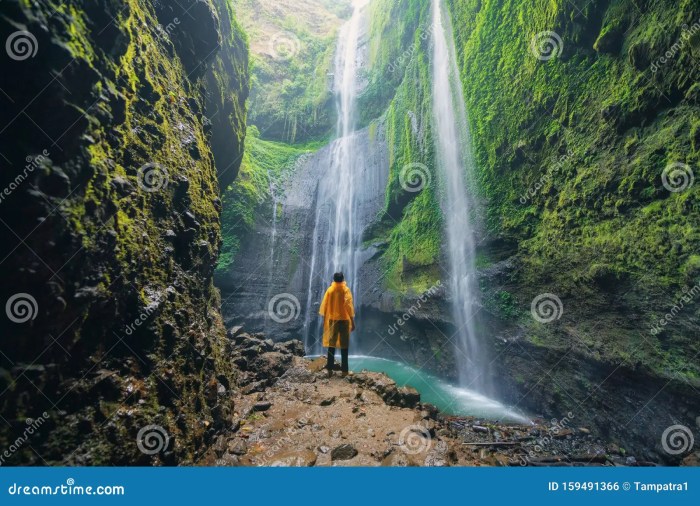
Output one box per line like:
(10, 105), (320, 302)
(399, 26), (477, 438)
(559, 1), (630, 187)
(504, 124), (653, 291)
(2, 0), (249, 465)
(232, 0), (343, 142)
(218, 135), (316, 271)
(447, 0), (700, 379)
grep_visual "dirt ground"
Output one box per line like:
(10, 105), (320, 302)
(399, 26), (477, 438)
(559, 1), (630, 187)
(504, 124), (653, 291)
(199, 355), (668, 467)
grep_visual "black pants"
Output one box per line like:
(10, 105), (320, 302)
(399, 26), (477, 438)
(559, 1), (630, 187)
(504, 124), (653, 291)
(327, 347), (349, 373)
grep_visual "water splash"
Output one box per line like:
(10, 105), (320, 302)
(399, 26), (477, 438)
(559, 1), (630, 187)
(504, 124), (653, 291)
(431, 0), (486, 390)
(350, 355), (529, 423)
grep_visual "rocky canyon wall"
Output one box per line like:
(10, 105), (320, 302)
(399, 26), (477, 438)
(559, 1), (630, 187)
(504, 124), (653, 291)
(0, 0), (249, 465)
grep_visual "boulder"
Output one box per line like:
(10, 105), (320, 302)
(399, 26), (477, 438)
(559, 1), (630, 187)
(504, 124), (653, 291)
(331, 444), (358, 461)
(227, 326), (245, 339)
(320, 396), (336, 406)
(274, 340), (305, 357)
(253, 401), (272, 412)
(227, 438), (248, 456)
(397, 386), (420, 408)
(251, 352), (292, 380)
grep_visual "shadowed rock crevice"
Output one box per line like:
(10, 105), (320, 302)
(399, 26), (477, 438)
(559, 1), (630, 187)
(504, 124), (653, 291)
(0, 0), (249, 465)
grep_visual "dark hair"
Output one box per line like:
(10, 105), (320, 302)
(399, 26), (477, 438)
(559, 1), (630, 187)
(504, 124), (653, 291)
(333, 272), (345, 283)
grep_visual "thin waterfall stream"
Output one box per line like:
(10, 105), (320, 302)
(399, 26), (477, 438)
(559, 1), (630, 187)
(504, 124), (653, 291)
(302, 0), (369, 355)
(431, 0), (487, 392)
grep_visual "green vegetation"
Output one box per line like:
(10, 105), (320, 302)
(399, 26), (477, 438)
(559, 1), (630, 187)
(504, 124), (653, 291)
(232, 0), (351, 141)
(216, 0), (699, 384)
(447, 0), (700, 378)
(218, 130), (317, 271)
(1, 0), (250, 464)
(360, 0), (445, 295)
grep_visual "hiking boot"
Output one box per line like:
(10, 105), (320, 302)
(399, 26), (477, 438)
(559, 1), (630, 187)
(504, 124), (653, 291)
(341, 371), (351, 378)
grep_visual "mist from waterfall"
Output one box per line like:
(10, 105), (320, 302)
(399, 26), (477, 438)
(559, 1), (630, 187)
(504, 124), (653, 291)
(302, 0), (370, 355)
(431, 0), (486, 391)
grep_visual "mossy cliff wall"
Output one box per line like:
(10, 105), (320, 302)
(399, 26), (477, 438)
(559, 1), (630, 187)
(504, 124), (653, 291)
(0, 0), (248, 464)
(447, 0), (699, 457)
(356, 0), (699, 457)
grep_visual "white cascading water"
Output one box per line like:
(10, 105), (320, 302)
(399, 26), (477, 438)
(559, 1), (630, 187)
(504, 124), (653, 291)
(431, 0), (485, 390)
(263, 169), (279, 333)
(302, 0), (369, 354)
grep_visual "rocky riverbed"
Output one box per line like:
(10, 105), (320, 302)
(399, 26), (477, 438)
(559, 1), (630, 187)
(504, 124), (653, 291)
(196, 329), (699, 467)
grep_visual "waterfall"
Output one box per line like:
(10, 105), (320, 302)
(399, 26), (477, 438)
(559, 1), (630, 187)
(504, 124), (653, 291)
(263, 169), (279, 334)
(431, 0), (486, 390)
(302, 0), (370, 354)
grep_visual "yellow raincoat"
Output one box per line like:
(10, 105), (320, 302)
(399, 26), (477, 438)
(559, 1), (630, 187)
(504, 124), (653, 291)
(319, 281), (355, 349)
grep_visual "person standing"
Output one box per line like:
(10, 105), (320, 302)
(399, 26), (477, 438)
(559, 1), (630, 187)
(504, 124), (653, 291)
(319, 272), (356, 377)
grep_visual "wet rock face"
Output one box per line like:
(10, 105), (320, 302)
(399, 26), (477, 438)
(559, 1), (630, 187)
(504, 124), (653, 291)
(229, 331), (305, 392)
(217, 123), (389, 344)
(348, 372), (421, 409)
(493, 338), (700, 465)
(0, 0), (248, 464)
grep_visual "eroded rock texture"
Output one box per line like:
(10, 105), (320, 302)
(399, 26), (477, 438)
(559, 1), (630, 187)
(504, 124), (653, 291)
(0, 0), (248, 465)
